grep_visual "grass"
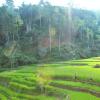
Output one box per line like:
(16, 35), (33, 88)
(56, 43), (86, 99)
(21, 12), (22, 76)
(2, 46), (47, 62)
(52, 80), (100, 92)
(46, 86), (100, 100)
(0, 57), (100, 99)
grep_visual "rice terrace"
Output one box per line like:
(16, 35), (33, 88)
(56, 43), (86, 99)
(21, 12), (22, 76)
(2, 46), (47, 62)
(0, 0), (100, 100)
(0, 57), (100, 100)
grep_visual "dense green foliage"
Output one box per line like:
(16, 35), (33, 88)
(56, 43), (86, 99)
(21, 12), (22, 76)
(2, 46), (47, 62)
(0, 0), (100, 68)
(0, 0), (100, 99)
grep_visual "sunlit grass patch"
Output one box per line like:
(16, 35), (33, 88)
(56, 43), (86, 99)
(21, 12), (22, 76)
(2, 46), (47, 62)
(0, 57), (99, 99)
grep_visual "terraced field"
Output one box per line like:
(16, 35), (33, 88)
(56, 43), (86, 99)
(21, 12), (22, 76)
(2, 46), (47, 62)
(0, 57), (100, 100)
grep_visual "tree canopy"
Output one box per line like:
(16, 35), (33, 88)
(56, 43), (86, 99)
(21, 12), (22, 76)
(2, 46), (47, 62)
(0, 0), (100, 68)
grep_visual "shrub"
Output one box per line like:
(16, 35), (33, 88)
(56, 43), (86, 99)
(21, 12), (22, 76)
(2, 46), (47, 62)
(94, 64), (100, 68)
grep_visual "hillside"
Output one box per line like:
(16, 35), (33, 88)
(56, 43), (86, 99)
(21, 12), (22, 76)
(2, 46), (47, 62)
(0, 57), (100, 100)
(0, 2), (100, 68)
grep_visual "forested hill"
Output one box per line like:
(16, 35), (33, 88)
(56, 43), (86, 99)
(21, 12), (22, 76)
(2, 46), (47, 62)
(0, 0), (100, 68)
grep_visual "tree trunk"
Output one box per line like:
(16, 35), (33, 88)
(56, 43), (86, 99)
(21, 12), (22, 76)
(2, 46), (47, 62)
(49, 24), (52, 53)
(6, 32), (10, 45)
(58, 32), (61, 56)
(26, 22), (31, 33)
(40, 13), (42, 28)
